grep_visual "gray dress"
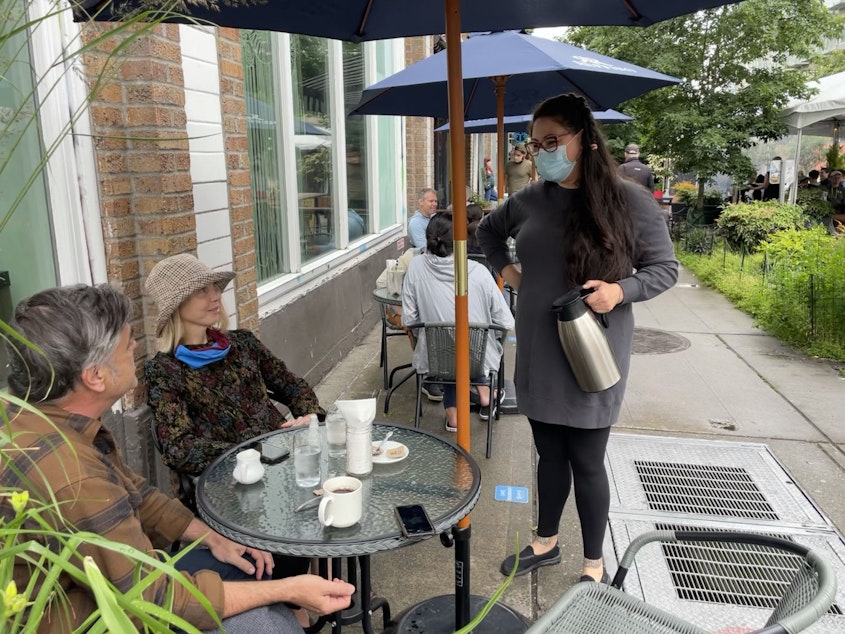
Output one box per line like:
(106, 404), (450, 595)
(477, 179), (678, 428)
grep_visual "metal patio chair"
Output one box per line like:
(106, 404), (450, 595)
(404, 322), (506, 458)
(526, 529), (837, 634)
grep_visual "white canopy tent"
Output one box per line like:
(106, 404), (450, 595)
(780, 70), (845, 202)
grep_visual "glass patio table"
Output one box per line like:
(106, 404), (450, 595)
(196, 423), (481, 633)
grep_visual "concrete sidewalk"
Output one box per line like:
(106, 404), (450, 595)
(314, 265), (845, 631)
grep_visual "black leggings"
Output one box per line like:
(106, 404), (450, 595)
(529, 420), (611, 560)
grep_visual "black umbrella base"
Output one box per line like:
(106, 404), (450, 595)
(391, 595), (529, 633)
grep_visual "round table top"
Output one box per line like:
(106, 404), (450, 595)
(196, 424), (481, 557)
(372, 286), (402, 306)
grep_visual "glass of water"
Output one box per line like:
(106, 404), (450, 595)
(293, 428), (321, 487)
(325, 411), (347, 458)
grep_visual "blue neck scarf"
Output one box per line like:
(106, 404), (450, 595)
(174, 329), (231, 369)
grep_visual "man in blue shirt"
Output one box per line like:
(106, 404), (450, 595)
(408, 188), (438, 248)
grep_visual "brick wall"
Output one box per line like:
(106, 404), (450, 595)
(83, 23), (195, 407)
(217, 28), (259, 332)
(83, 24), (261, 403)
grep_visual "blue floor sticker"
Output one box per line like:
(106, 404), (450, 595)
(494, 485), (529, 503)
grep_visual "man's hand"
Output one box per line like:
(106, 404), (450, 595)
(221, 575), (355, 618)
(280, 414), (313, 429)
(582, 280), (624, 314)
(205, 531), (274, 579)
(285, 576), (356, 615)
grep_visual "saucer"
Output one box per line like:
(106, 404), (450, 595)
(371, 441), (409, 464)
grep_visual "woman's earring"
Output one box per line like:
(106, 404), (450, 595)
(590, 144), (598, 150)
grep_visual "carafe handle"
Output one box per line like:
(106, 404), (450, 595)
(579, 287), (609, 328)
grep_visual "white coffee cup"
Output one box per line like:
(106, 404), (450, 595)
(318, 476), (362, 528)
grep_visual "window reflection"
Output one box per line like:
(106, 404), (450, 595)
(292, 35), (334, 262)
(343, 42), (369, 240)
(243, 29), (288, 281)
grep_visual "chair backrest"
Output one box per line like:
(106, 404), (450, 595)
(765, 548), (838, 630)
(149, 415), (164, 455)
(423, 322), (488, 380)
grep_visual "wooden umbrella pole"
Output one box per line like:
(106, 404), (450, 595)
(445, 2), (472, 629)
(493, 75), (508, 204)
(444, 0), (470, 471)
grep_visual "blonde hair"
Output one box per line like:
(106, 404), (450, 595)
(157, 304), (230, 353)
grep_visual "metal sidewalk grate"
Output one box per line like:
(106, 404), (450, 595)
(605, 435), (845, 632)
(607, 435), (830, 528)
(607, 519), (845, 633)
(654, 523), (843, 615)
(635, 460), (779, 521)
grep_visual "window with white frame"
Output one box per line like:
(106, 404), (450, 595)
(242, 32), (404, 285)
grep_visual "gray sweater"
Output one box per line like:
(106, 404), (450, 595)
(402, 253), (515, 376)
(477, 179), (678, 428)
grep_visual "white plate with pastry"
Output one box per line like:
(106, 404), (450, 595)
(371, 440), (409, 464)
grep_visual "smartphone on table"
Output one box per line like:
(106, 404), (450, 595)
(257, 437), (290, 464)
(394, 504), (436, 538)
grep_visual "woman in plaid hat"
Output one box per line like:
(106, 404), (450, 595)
(144, 253), (326, 513)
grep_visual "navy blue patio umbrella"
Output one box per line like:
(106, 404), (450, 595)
(74, 2), (747, 631)
(353, 32), (676, 119)
(434, 110), (632, 134)
(75, 1), (747, 41)
(352, 31), (677, 204)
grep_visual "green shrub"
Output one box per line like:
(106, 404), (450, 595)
(672, 181), (698, 205)
(796, 187), (833, 222)
(679, 226), (845, 361)
(716, 201), (803, 254)
(681, 226), (716, 254)
(703, 188), (724, 206)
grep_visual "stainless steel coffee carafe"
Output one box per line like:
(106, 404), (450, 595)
(552, 288), (621, 392)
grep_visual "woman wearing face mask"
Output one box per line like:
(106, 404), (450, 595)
(477, 94), (677, 583)
(505, 142), (534, 195)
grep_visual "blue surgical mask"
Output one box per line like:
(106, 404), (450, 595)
(533, 140), (577, 183)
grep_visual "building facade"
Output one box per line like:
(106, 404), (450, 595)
(1, 4), (440, 486)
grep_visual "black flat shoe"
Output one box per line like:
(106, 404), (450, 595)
(578, 569), (610, 584)
(500, 545), (560, 577)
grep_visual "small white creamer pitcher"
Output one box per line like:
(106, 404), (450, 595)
(232, 448), (265, 484)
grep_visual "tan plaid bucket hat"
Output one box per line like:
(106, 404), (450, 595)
(146, 254), (235, 336)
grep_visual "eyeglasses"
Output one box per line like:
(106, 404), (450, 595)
(525, 131), (579, 156)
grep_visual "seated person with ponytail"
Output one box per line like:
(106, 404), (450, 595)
(401, 213), (514, 431)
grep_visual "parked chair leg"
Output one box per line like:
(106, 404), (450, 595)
(485, 373), (494, 459)
(414, 374), (424, 428)
(383, 367), (416, 414)
(380, 317), (389, 389)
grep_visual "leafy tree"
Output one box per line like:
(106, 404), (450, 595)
(568, 0), (843, 205)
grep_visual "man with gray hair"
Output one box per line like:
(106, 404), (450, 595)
(618, 143), (655, 191)
(408, 187), (438, 248)
(2, 284), (353, 633)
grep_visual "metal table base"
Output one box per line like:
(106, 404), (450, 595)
(393, 596), (528, 633)
(311, 555), (391, 634)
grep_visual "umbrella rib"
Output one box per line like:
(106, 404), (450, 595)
(465, 79), (481, 118)
(623, 0), (643, 22)
(357, 0), (375, 38)
(556, 71), (601, 110)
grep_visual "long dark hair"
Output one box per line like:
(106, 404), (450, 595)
(426, 213), (453, 257)
(532, 94), (634, 284)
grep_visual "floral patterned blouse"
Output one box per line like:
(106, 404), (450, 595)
(145, 329), (325, 480)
